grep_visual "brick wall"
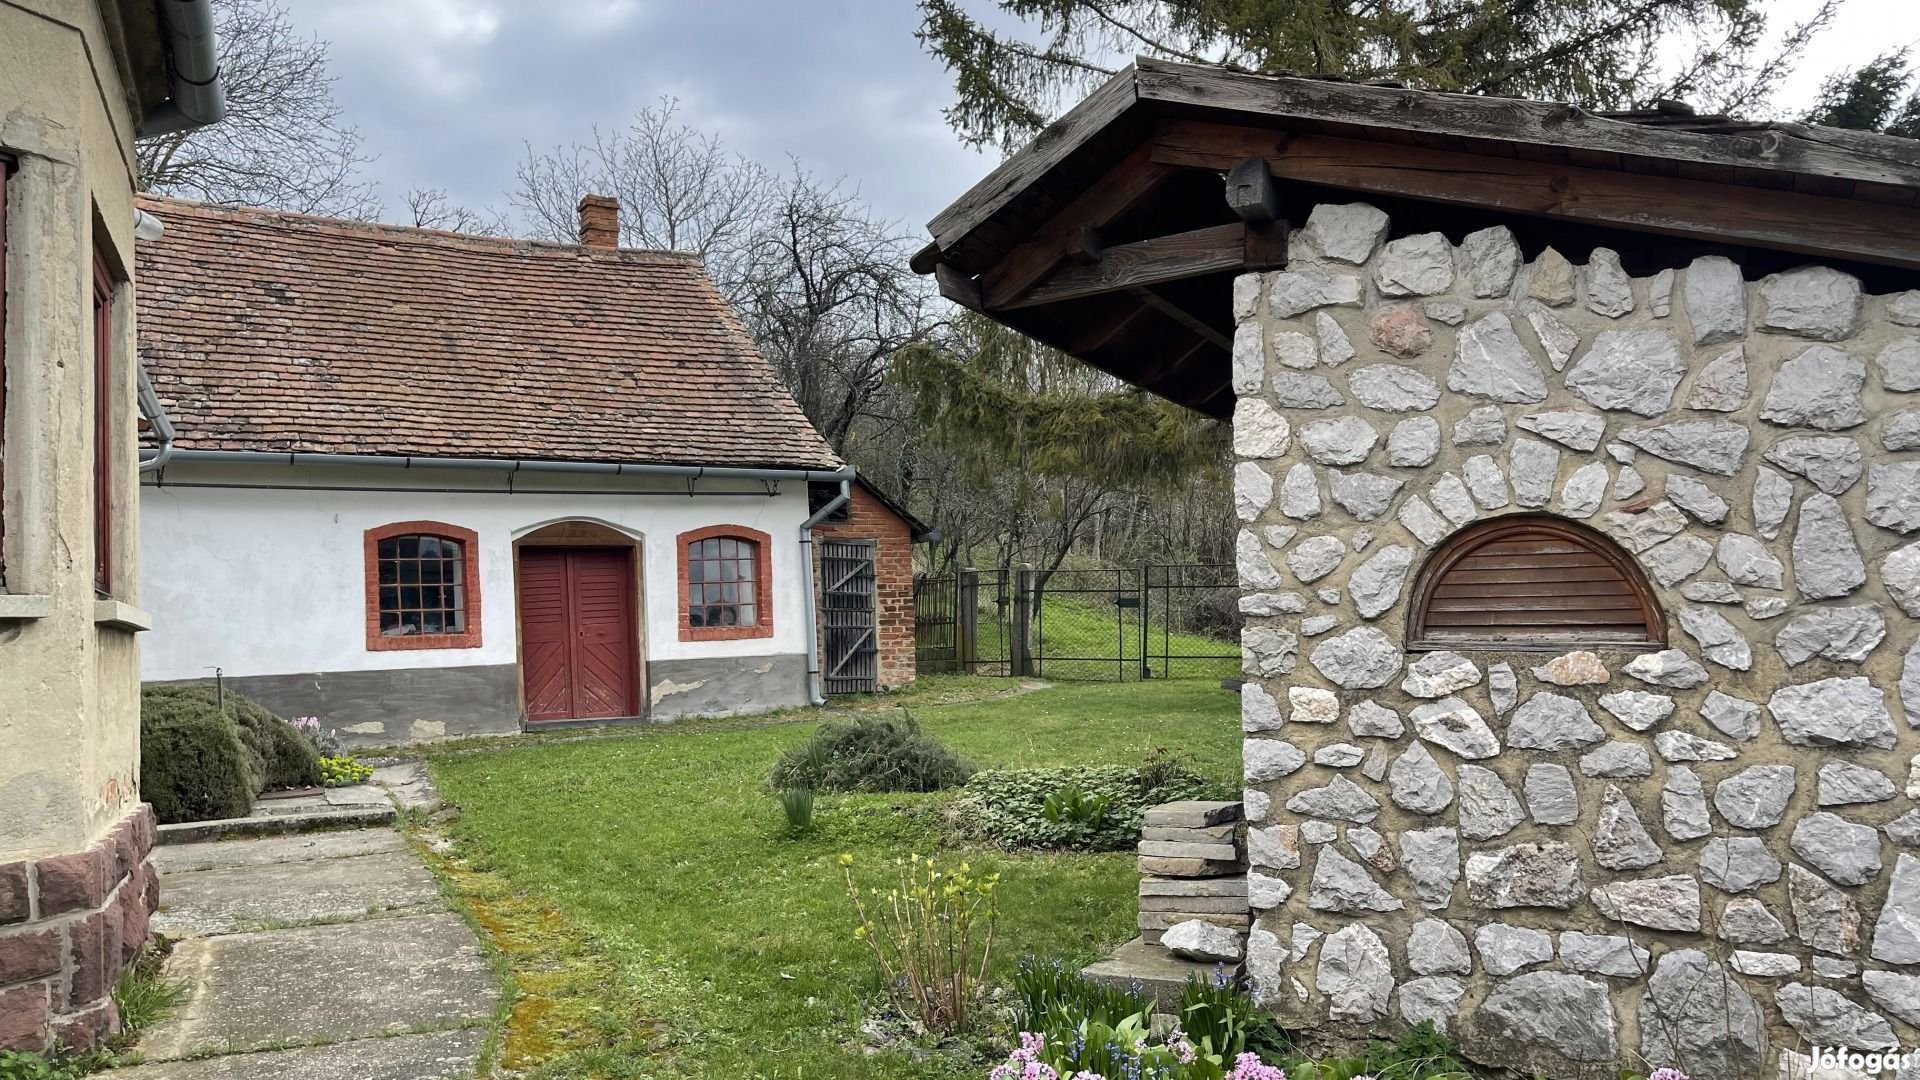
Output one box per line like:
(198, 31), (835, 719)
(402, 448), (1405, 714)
(0, 804), (158, 1053)
(814, 485), (916, 690)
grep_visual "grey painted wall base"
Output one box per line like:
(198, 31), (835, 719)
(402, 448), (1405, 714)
(146, 652), (810, 748)
(644, 653), (810, 720)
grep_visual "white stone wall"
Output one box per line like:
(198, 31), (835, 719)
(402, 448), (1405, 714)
(1234, 201), (1920, 1078)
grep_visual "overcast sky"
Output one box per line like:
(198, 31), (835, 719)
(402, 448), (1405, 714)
(305, 0), (1918, 235)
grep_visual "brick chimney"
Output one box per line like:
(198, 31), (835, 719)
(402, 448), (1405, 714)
(577, 194), (619, 250)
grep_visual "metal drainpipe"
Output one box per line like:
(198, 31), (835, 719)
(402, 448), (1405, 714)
(799, 478), (852, 706)
(138, 0), (228, 137)
(136, 364), (176, 474)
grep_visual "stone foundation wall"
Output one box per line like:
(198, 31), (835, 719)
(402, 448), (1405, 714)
(0, 805), (158, 1053)
(1233, 201), (1920, 1078)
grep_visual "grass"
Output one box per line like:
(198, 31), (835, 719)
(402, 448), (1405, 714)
(935, 593), (1240, 683)
(421, 677), (1239, 1078)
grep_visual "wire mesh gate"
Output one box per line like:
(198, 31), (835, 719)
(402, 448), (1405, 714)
(913, 563), (1238, 682)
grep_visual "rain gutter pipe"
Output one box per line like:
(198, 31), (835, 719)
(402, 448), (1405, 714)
(148, 448), (858, 707)
(798, 477), (852, 705)
(138, 0), (228, 137)
(135, 365), (176, 474)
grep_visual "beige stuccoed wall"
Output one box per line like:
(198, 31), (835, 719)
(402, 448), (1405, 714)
(1233, 201), (1920, 1078)
(0, 0), (147, 862)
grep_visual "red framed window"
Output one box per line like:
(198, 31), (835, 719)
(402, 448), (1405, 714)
(678, 524), (773, 641)
(92, 256), (114, 596)
(364, 521), (483, 650)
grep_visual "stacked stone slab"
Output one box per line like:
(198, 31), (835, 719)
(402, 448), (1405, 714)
(1136, 800), (1248, 946)
(1231, 200), (1920, 1077)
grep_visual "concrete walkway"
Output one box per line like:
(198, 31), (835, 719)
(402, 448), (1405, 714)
(114, 767), (497, 1079)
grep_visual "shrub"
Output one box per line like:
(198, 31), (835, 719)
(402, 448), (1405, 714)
(140, 706), (255, 825)
(952, 755), (1219, 851)
(769, 711), (974, 793)
(841, 852), (997, 1034)
(318, 756), (374, 788)
(143, 684), (321, 791)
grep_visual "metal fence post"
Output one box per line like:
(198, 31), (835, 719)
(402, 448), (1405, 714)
(1012, 563), (1034, 677)
(957, 569), (978, 672)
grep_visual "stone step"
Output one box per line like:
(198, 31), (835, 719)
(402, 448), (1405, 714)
(1081, 936), (1225, 1007)
(1142, 801), (1242, 828)
(1139, 874), (1247, 898)
(1137, 839), (1239, 861)
(1141, 822), (1239, 844)
(1138, 892), (1248, 915)
(1137, 909), (1252, 932)
(157, 806), (396, 846)
(1137, 854), (1244, 877)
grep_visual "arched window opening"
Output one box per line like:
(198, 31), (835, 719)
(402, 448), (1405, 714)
(364, 521), (483, 650)
(677, 524), (774, 641)
(1407, 514), (1665, 651)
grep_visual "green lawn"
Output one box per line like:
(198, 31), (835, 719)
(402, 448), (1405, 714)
(423, 678), (1239, 1079)
(939, 593), (1240, 683)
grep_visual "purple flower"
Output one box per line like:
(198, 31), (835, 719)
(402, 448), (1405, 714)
(1649, 1070), (1690, 1080)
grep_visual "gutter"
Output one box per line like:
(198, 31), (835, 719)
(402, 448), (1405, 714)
(137, 0), (228, 137)
(798, 478), (852, 706)
(135, 364), (176, 473)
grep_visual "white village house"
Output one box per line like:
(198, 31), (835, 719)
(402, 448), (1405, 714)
(133, 194), (859, 747)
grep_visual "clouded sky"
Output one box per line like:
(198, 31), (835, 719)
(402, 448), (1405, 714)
(306, 0), (1917, 235)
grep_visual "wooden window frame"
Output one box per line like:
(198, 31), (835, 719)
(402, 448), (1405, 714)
(677, 524), (773, 642)
(92, 255), (114, 597)
(364, 520), (483, 651)
(1406, 513), (1666, 652)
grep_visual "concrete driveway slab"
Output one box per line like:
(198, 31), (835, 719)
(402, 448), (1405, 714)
(138, 913), (496, 1062)
(111, 1028), (485, 1079)
(153, 850), (443, 936)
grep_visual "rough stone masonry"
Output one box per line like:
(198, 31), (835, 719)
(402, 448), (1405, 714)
(1232, 201), (1920, 1079)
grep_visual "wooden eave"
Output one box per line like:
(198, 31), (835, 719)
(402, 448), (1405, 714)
(918, 57), (1920, 420)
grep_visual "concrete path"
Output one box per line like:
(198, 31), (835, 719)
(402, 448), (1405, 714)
(114, 766), (496, 1079)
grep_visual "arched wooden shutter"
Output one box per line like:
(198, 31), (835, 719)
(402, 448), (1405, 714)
(1407, 514), (1665, 650)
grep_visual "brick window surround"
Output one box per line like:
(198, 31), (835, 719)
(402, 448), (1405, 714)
(363, 520), (482, 651)
(677, 524), (773, 641)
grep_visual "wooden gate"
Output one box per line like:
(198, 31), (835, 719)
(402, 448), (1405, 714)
(820, 539), (877, 695)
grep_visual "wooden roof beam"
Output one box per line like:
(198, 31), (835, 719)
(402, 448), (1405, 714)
(1153, 120), (1920, 270)
(996, 222), (1249, 310)
(976, 144), (1177, 309)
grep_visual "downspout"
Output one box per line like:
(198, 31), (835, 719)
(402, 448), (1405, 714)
(799, 477), (852, 706)
(137, 0), (228, 137)
(136, 364), (175, 474)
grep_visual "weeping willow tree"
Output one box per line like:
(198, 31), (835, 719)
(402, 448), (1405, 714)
(893, 312), (1226, 582)
(916, 0), (1835, 151)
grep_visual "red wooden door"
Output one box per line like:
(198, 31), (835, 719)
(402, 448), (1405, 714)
(518, 548), (636, 722)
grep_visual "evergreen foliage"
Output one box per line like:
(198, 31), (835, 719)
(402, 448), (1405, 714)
(916, 0), (1827, 151)
(769, 711), (977, 793)
(139, 700), (257, 825)
(1804, 50), (1920, 138)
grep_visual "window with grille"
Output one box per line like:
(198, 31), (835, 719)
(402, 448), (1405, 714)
(364, 521), (482, 650)
(678, 525), (773, 640)
(1407, 514), (1665, 651)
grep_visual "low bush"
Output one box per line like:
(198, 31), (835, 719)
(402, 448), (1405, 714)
(141, 685), (324, 823)
(841, 852), (998, 1034)
(952, 753), (1219, 851)
(139, 705), (255, 825)
(769, 711), (975, 793)
(318, 755), (373, 788)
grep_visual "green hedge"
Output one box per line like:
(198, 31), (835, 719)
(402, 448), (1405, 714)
(140, 685), (323, 824)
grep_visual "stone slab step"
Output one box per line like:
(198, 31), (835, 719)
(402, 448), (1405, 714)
(1137, 909), (1253, 932)
(1142, 801), (1242, 828)
(1141, 823), (1239, 843)
(1138, 855), (1244, 877)
(1138, 839), (1238, 860)
(157, 806), (396, 846)
(1082, 936), (1225, 1007)
(1138, 893), (1248, 915)
(1139, 875), (1246, 898)
(156, 830), (409, 875)
(109, 1028), (485, 1080)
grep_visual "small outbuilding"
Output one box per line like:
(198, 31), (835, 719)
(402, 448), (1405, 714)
(135, 195), (881, 746)
(918, 58), (1920, 1078)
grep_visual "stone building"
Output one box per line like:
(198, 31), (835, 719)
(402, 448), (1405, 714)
(0, 0), (224, 1052)
(916, 58), (1920, 1078)
(810, 478), (931, 693)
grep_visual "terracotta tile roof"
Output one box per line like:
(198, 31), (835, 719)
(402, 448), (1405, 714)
(134, 196), (842, 471)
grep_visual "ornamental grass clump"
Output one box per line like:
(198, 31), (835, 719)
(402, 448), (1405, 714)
(771, 711), (974, 793)
(840, 852), (998, 1034)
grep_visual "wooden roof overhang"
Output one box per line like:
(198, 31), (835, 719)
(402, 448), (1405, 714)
(913, 57), (1920, 419)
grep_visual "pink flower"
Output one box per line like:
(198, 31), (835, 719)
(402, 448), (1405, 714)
(1225, 1052), (1286, 1080)
(1648, 1070), (1690, 1080)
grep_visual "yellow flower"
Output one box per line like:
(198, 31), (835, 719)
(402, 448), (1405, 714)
(854, 925), (868, 940)
(839, 853), (854, 867)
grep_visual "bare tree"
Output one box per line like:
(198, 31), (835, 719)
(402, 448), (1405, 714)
(137, 0), (377, 217)
(512, 99), (774, 297)
(402, 187), (509, 235)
